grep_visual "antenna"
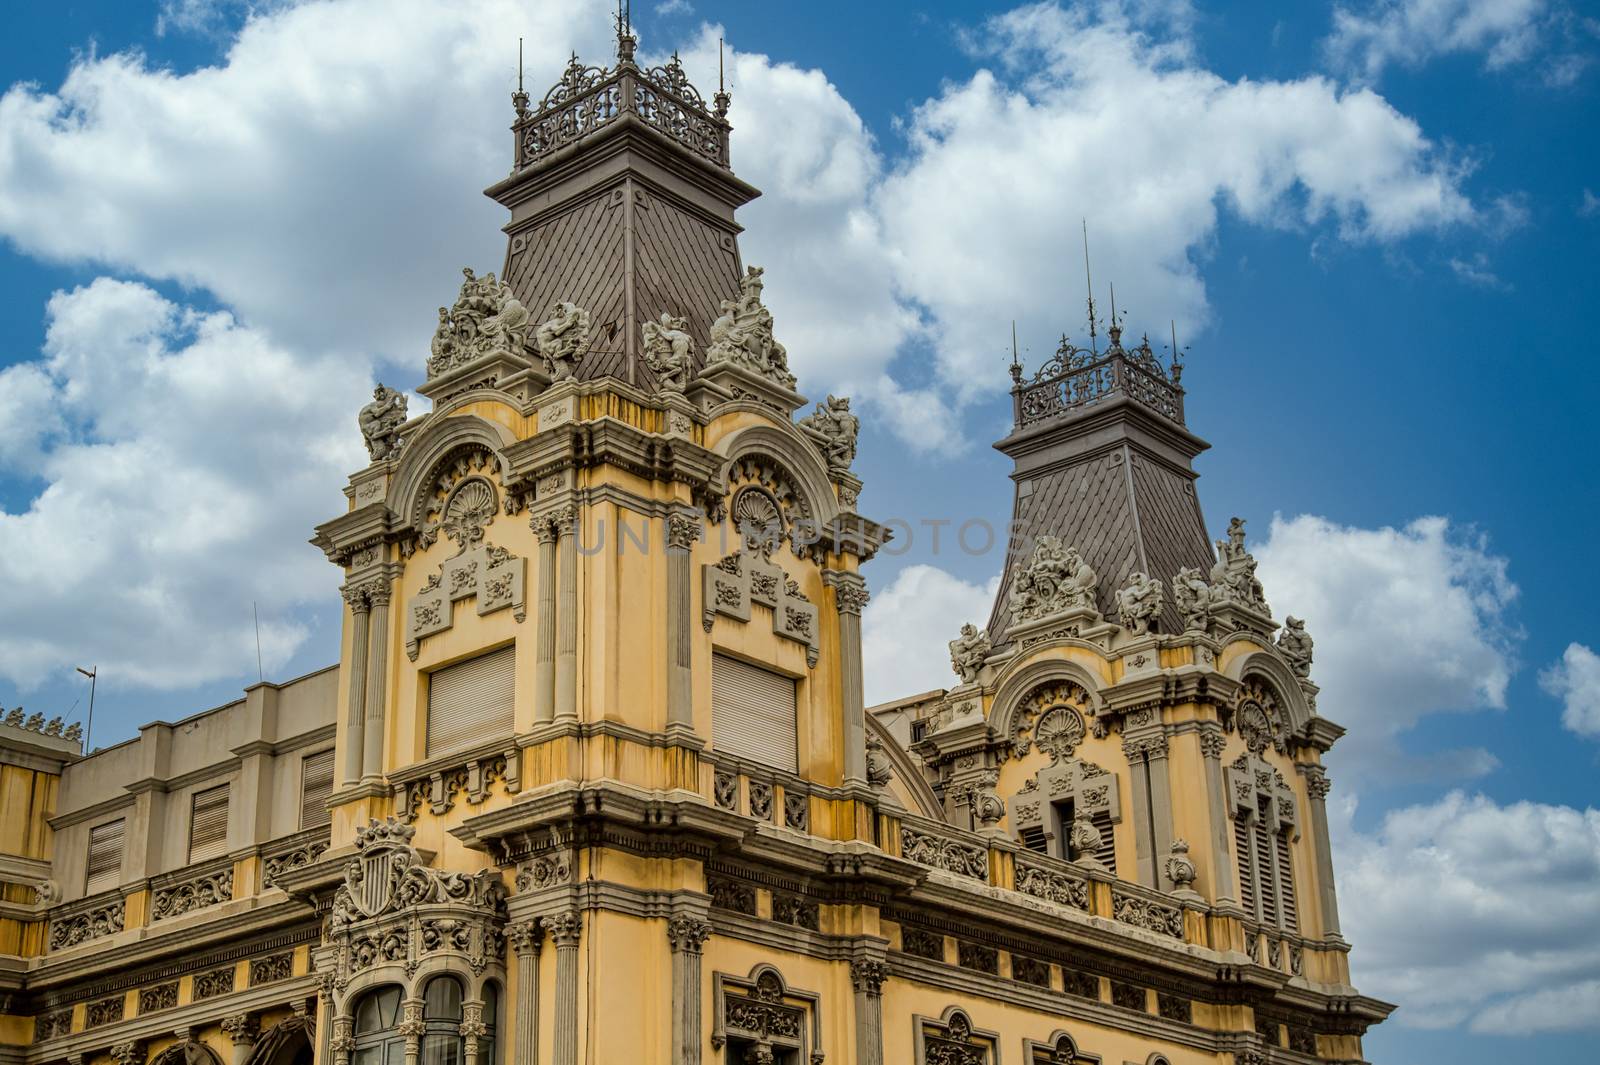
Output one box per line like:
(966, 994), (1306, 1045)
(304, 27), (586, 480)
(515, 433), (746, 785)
(1170, 319), (1185, 383)
(719, 37), (725, 93)
(512, 37), (530, 117)
(1082, 220), (1098, 355)
(518, 37), (523, 93)
(1010, 319), (1022, 384)
(714, 36), (732, 118)
(75, 666), (96, 752)
(253, 602), (264, 684)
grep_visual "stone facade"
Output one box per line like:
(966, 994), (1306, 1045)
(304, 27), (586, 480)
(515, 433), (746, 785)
(0, 21), (1389, 1065)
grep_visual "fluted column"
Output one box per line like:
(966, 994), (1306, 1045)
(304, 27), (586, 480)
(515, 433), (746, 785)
(1299, 764), (1342, 936)
(221, 1015), (259, 1065)
(1143, 733), (1176, 887)
(1200, 726), (1237, 903)
(363, 577), (392, 780)
(509, 920), (543, 1065)
(341, 586), (371, 786)
(667, 916), (712, 1064)
(850, 959), (887, 1065)
(666, 515), (701, 735)
(317, 975), (338, 1065)
(549, 910), (582, 1065)
(828, 572), (870, 785)
(554, 507), (578, 722)
(532, 516), (558, 724)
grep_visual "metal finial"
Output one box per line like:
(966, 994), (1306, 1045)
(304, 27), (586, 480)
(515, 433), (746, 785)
(1170, 319), (1185, 383)
(1010, 320), (1022, 384)
(714, 36), (731, 118)
(1082, 220), (1098, 356)
(512, 37), (530, 118)
(615, 0), (636, 64)
(1108, 281), (1122, 349)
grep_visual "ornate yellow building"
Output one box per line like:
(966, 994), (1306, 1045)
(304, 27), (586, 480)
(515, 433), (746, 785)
(0, 25), (1391, 1065)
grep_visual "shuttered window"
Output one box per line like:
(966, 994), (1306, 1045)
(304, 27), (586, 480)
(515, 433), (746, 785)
(85, 819), (124, 894)
(1274, 832), (1298, 931)
(300, 749), (336, 829)
(188, 784), (231, 863)
(1235, 797), (1298, 931)
(711, 653), (798, 772)
(1089, 809), (1117, 873)
(427, 646), (516, 759)
(1234, 814), (1257, 915)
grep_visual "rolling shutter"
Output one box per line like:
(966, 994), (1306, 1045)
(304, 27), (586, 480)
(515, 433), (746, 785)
(711, 653), (797, 772)
(188, 784), (231, 863)
(300, 749), (335, 829)
(427, 646), (516, 758)
(84, 819), (124, 894)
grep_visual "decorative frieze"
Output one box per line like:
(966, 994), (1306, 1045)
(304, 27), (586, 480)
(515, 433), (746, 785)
(1111, 980), (1147, 1012)
(900, 826), (988, 881)
(1013, 857), (1090, 911)
(748, 780), (774, 822)
(151, 868), (233, 921)
(713, 769), (738, 811)
(957, 941), (998, 975)
(1061, 968), (1099, 1000)
(901, 928), (944, 961)
(138, 982), (178, 1013)
(1010, 956), (1051, 988)
(707, 876), (757, 916)
(771, 894), (818, 931)
(34, 1010), (72, 1041)
(782, 791), (809, 831)
(1157, 993), (1193, 1023)
(49, 898), (125, 950)
(514, 853), (572, 892)
(85, 995), (124, 1028)
(250, 953), (293, 986)
(1111, 890), (1185, 940)
(194, 966), (236, 1000)
(263, 838), (330, 887)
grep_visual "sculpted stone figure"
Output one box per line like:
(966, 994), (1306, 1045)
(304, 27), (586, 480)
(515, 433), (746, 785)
(535, 301), (592, 380)
(798, 394), (859, 473)
(358, 384), (408, 461)
(427, 267), (538, 377)
(947, 623), (991, 685)
(704, 266), (796, 389)
(1008, 536), (1099, 626)
(1115, 571), (1165, 635)
(1069, 814), (1104, 865)
(1209, 517), (1269, 612)
(641, 311), (696, 393)
(1277, 615), (1314, 677)
(1171, 566), (1214, 633)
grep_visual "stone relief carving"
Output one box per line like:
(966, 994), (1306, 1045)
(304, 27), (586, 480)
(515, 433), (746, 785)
(139, 982), (178, 1013)
(1110, 890), (1184, 939)
(264, 839), (330, 887)
(701, 549), (819, 667)
(1115, 571), (1165, 635)
(151, 868), (233, 921)
(49, 898), (125, 950)
(1228, 677), (1289, 755)
(394, 749), (520, 822)
(713, 969), (807, 1058)
(705, 266), (796, 389)
(194, 966), (235, 999)
(900, 826), (988, 881)
(1007, 536), (1099, 628)
(514, 852), (571, 892)
(707, 875), (758, 916)
(1171, 565), (1215, 633)
(947, 623), (991, 685)
(359, 385), (408, 461)
(250, 952), (293, 985)
(1164, 839), (1198, 893)
(1276, 615), (1314, 678)
(534, 301), (591, 379)
(1209, 517), (1271, 615)
(798, 394), (858, 473)
(1013, 857), (1089, 911)
(33, 879), (61, 906)
(917, 1009), (992, 1065)
(641, 311), (696, 393)
(1010, 681), (1091, 760)
(34, 1009), (72, 1042)
(428, 268), (537, 378)
(86, 996), (124, 1028)
(864, 732), (894, 790)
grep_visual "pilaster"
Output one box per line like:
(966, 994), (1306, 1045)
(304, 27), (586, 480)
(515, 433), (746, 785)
(1298, 763), (1343, 938)
(825, 570), (870, 786)
(509, 920), (543, 1065)
(548, 910), (582, 1065)
(667, 915), (712, 1064)
(341, 586), (371, 786)
(532, 517), (559, 726)
(363, 576), (393, 780)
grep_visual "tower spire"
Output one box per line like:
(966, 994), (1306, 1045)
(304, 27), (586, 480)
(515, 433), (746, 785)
(615, 0), (636, 64)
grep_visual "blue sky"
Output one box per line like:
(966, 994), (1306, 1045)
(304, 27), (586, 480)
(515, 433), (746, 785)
(0, 1), (1597, 1061)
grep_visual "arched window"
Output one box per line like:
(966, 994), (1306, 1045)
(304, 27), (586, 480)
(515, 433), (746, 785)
(477, 982), (500, 1065)
(422, 975), (465, 1065)
(352, 986), (404, 1065)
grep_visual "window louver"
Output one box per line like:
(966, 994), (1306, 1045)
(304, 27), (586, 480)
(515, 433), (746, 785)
(711, 653), (798, 772)
(85, 819), (124, 895)
(426, 646), (516, 759)
(300, 749), (335, 829)
(188, 784), (230, 863)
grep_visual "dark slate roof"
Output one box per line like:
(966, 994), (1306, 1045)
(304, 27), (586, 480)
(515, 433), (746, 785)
(985, 393), (1217, 639)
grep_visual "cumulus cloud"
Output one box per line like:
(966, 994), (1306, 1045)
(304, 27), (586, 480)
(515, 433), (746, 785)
(0, 279), (369, 689)
(1337, 791), (1600, 1031)
(1252, 514), (1520, 780)
(1541, 642), (1600, 738)
(870, 1), (1476, 409)
(861, 565), (999, 706)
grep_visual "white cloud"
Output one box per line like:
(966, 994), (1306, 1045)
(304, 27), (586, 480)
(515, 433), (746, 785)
(1337, 791), (1600, 1032)
(1253, 514), (1520, 780)
(1448, 250), (1507, 287)
(1541, 642), (1600, 738)
(870, 1), (1476, 406)
(1327, 0), (1546, 77)
(862, 565), (999, 706)
(1581, 188), (1600, 217)
(0, 278), (369, 689)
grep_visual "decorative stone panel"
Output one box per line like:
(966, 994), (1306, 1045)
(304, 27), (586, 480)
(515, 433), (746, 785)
(139, 982), (178, 1013)
(393, 748), (520, 822)
(34, 1010), (72, 1041)
(915, 1007), (998, 1065)
(901, 928), (945, 961)
(263, 837), (330, 887)
(250, 952), (293, 985)
(86, 996), (124, 1028)
(194, 966), (236, 999)
(1110, 981), (1146, 1012)
(151, 868), (233, 921)
(405, 542), (526, 660)
(1111, 889), (1185, 939)
(711, 966), (821, 1062)
(1157, 993), (1192, 1023)
(957, 941), (998, 975)
(900, 824), (988, 881)
(49, 898), (125, 950)
(771, 894), (818, 931)
(1014, 855), (1090, 911)
(701, 550), (819, 667)
(1061, 969), (1099, 1000)
(707, 875), (757, 916)
(1010, 956), (1051, 988)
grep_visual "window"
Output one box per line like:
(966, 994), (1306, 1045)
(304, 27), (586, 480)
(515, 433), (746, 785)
(711, 653), (798, 772)
(300, 749), (335, 829)
(421, 976), (464, 1065)
(188, 784), (231, 863)
(479, 983), (499, 1065)
(427, 647), (516, 758)
(85, 819), (125, 894)
(353, 986), (404, 1065)
(1235, 796), (1297, 931)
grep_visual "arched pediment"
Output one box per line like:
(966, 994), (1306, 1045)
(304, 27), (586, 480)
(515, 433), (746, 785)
(385, 414), (518, 535)
(866, 714), (941, 820)
(710, 422), (840, 532)
(990, 656), (1107, 747)
(1221, 644), (1313, 736)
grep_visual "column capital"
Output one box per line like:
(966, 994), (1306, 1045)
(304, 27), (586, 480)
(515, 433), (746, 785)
(1198, 723), (1227, 760)
(109, 1044), (144, 1065)
(221, 1014), (260, 1045)
(850, 958), (888, 996)
(548, 909), (583, 948)
(666, 915), (712, 954)
(1122, 730), (1169, 760)
(667, 513), (704, 552)
(1298, 762), (1332, 799)
(823, 569), (869, 615)
(508, 918), (544, 955)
